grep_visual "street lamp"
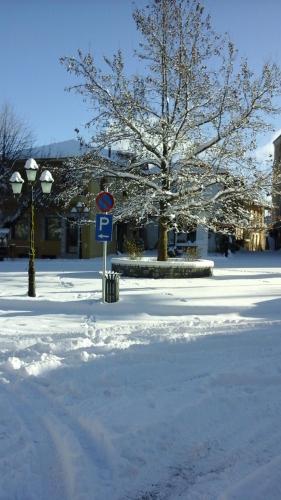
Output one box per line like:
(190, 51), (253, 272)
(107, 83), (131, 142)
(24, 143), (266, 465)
(9, 158), (54, 297)
(71, 202), (89, 259)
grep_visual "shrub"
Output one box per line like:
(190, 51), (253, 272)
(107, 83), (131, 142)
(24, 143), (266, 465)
(124, 238), (143, 260)
(184, 246), (201, 261)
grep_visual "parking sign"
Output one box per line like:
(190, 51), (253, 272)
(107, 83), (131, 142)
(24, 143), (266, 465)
(95, 214), (113, 242)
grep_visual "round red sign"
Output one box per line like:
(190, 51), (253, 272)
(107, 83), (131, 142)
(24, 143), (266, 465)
(96, 191), (115, 212)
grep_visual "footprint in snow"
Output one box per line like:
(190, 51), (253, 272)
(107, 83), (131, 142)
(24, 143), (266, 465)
(62, 281), (73, 288)
(189, 317), (200, 326)
(59, 277), (74, 288)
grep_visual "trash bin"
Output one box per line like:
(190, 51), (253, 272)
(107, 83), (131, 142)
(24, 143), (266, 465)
(105, 272), (120, 303)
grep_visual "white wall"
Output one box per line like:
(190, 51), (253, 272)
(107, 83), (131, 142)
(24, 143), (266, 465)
(195, 226), (208, 257)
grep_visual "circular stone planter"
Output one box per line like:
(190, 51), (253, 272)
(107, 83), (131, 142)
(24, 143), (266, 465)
(111, 257), (214, 279)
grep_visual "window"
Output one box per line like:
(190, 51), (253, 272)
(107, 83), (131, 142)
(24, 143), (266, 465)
(66, 217), (78, 253)
(186, 230), (196, 243)
(12, 218), (28, 240)
(45, 216), (61, 241)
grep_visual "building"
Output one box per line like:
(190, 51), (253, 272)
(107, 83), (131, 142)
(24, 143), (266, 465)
(0, 139), (267, 259)
(0, 141), (117, 259)
(272, 133), (281, 248)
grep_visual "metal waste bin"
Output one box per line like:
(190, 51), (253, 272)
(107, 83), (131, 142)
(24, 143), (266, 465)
(105, 272), (120, 303)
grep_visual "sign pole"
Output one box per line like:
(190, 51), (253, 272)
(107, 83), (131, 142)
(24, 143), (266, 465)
(102, 240), (107, 303)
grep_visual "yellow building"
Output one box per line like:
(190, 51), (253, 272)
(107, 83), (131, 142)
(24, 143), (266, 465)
(1, 144), (118, 259)
(241, 204), (266, 251)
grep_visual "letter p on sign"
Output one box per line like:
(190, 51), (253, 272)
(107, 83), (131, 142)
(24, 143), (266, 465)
(100, 216), (110, 229)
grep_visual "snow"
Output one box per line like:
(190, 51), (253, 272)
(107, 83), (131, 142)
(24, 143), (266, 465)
(24, 158), (39, 171)
(23, 139), (124, 162)
(40, 170), (54, 182)
(0, 252), (281, 498)
(0, 228), (9, 237)
(24, 139), (89, 159)
(9, 171), (24, 183)
(111, 257), (214, 268)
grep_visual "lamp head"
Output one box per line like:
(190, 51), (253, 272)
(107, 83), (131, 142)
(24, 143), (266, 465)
(24, 158), (39, 182)
(9, 171), (24, 195)
(40, 170), (54, 194)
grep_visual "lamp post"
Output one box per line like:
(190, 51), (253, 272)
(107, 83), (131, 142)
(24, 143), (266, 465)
(71, 202), (89, 259)
(9, 159), (54, 297)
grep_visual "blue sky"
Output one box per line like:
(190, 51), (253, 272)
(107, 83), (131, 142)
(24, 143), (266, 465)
(1, 0), (281, 152)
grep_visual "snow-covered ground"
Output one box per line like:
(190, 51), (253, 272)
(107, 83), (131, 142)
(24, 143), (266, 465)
(0, 252), (281, 499)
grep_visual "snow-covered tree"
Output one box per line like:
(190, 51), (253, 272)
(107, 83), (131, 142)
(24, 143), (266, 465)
(0, 103), (34, 204)
(61, 0), (281, 260)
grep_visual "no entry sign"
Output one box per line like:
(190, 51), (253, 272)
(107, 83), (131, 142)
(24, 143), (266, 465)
(96, 191), (115, 212)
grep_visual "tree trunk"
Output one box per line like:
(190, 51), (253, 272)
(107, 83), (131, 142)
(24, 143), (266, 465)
(158, 216), (168, 261)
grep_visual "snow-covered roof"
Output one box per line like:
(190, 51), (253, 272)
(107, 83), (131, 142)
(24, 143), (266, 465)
(21, 139), (130, 163)
(273, 133), (281, 146)
(22, 140), (90, 160)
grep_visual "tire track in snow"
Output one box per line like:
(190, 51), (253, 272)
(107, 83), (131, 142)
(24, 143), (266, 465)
(0, 382), (68, 500)
(8, 378), (116, 500)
